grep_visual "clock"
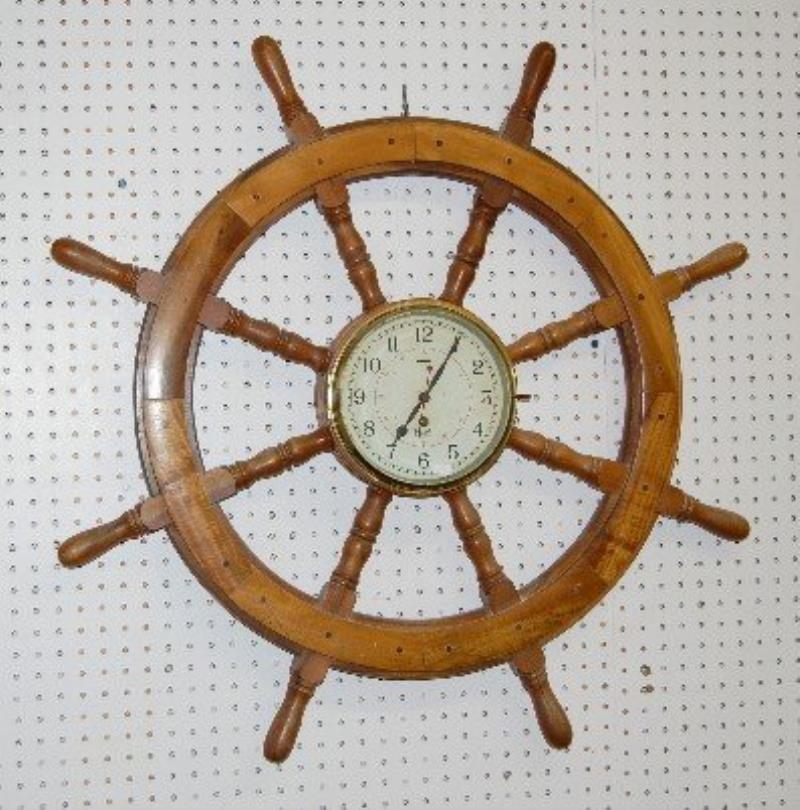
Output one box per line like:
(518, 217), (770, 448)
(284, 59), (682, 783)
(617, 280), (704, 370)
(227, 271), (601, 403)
(51, 35), (751, 763)
(325, 300), (516, 495)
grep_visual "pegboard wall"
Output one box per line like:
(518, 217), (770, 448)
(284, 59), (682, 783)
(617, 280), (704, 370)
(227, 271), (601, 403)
(2, 2), (798, 808)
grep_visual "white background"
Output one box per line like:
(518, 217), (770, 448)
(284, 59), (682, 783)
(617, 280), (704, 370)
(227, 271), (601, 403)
(2, 2), (798, 808)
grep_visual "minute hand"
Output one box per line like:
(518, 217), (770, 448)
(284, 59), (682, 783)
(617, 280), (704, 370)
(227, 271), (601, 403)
(426, 335), (461, 395)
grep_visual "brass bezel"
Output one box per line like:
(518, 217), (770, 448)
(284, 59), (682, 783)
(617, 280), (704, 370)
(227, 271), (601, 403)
(322, 298), (517, 497)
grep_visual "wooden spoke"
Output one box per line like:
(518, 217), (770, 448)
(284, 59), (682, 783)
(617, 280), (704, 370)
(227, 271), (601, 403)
(201, 296), (330, 372)
(507, 242), (749, 364)
(264, 486), (392, 763)
(444, 489), (573, 749)
(316, 195), (386, 311)
(251, 36), (386, 311)
(440, 42), (555, 305)
(57, 428), (334, 568)
(508, 427), (750, 542)
(50, 238), (330, 372)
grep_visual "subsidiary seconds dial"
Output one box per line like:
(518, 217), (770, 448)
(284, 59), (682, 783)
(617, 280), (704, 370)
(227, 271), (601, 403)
(327, 301), (516, 493)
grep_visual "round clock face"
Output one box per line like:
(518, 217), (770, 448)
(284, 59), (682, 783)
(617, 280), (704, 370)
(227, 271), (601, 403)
(328, 301), (515, 493)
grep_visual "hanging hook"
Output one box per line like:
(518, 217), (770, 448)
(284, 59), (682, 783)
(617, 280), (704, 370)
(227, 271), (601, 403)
(401, 83), (409, 117)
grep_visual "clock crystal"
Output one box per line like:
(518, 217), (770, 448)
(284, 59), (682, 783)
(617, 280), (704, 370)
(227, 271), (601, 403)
(328, 301), (515, 493)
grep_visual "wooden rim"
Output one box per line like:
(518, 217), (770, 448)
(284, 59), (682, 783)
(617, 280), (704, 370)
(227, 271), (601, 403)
(136, 117), (681, 678)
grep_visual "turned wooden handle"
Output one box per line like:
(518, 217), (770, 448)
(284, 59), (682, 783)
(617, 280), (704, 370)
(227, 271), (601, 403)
(51, 237), (140, 295)
(251, 36), (300, 111)
(58, 508), (147, 568)
(446, 489), (572, 749)
(319, 202), (386, 310)
(440, 197), (504, 304)
(685, 499), (750, 541)
(676, 242), (749, 291)
(252, 35), (321, 138)
(528, 682), (573, 749)
(505, 304), (600, 363)
(662, 487), (751, 541)
(229, 428), (334, 491)
(264, 674), (314, 763)
(508, 241), (750, 364)
(263, 488), (390, 762)
(440, 42), (556, 306)
(510, 42), (556, 122)
(515, 653), (573, 749)
(216, 307), (331, 372)
(250, 36), (385, 311)
(509, 428), (750, 542)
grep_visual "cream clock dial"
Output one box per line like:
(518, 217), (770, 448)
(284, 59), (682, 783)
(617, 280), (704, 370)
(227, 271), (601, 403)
(328, 301), (516, 493)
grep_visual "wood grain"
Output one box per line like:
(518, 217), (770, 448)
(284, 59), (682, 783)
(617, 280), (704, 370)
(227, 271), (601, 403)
(508, 428), (749, 541)
(50, 237), (329, 371)
(54, 36), (751, 764)
(252, 35), (385, 310)
(507, 242), (749, 363)
(440, 42), (556, 304)
(57, 508), (147, 568)
(57, 428), (333, 567)
(445, 488), (572, 748)
(212, 303), (330, 372)
(51, 237), (140, 295)
(264, 487), (392, 762)
(135, 116), (683, 678)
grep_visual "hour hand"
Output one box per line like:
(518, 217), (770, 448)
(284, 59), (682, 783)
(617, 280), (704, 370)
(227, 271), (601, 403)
(388, 424), (409, 449)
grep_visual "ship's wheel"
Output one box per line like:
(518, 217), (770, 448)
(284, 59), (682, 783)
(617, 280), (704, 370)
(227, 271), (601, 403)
(53, 37), (750, 762)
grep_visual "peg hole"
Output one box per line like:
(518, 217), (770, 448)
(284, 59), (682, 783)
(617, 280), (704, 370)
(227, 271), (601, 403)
(387, 137), (395, 145)
(251, 192), (262, 201)
(325, 631), (333, 639)
(505, 156), (513, 165)
(396, 646), (404, 654)
(638, 292), (646, 301)
(316, 157), (324, 166)
(435, 139), (444, 147)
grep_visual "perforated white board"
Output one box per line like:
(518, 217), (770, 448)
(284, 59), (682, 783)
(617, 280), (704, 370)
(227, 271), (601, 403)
(2, 2), (798, 808)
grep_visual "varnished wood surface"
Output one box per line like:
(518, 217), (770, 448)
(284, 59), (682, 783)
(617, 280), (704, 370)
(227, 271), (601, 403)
(508, 428), (750, 541)
(507, 242), (749, 363)
(51, 237), (329, 372)
(134, 114), (682, 676)
(446, 489), (573, 749)
(57, 428), (333, 567)
(251, 35), (386, 311)
(57, 508), (147, 568)
(264, 487), (392, 762)
(440, 41), (555, 305)
(52, 35), (752, 763)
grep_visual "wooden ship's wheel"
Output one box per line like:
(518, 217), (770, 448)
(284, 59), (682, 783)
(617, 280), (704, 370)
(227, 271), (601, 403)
(53, 37), (751, 762)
